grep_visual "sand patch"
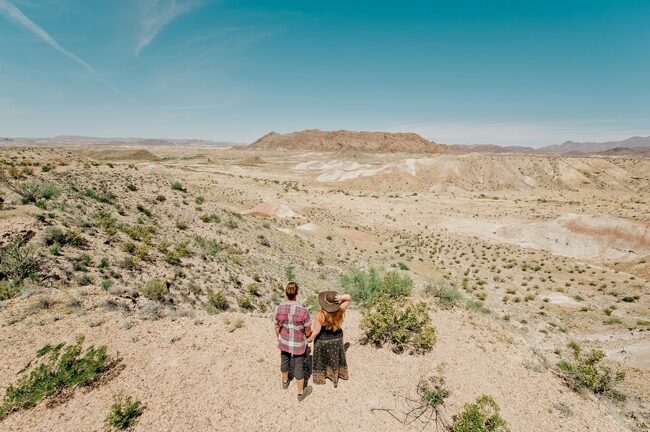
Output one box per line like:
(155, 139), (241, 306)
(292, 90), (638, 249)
(241, 202), (296, 218)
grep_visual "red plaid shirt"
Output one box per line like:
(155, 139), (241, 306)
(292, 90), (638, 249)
(274, 303), (311, 355)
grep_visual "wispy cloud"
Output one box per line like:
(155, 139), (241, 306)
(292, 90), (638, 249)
(386, 119), (650, 148)
(0, 0), (95, 73)
(136, 0), (198, 56)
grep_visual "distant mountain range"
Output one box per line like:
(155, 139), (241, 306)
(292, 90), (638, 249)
(537, 136), (650, 154)
(0, 135), (243, 147)
(447, 136), (650, 156)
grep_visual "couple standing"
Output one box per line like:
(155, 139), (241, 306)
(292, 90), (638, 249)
(273, 282), (351, 401)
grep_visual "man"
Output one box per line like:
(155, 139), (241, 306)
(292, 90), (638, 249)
(273, 282), (313, 401)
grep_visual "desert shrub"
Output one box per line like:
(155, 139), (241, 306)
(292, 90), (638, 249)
(105, 393), (143, 430)
(73, 254), (93, 272)
(195, 196), (205, 205)
(194, 238), (221, 257)
(381, 270), (413, 298)
(140, 278), (168, 302)
(206, 288), (229, 313)
(93, 210), (118, 235)
(427, 279), (463, 309)
(123, 242), (137, 254)
(64, 230), (86, 247)
(83, 188), (116, 204)
(360, 296), (436, 354)
(257, 235), (270, 247)
(224, 219), (238, 229)
(200, 213), (221, 223)
(0, 239), (41, 281)
(247, 283), (261, 296)
(285, 266), (296, 282)
(100, 279), (113, 290)
(119, 256), (138, 270)
(175, 221), (188, 230)
(171, 181), (185, 192)
(0, 175), (59, 204)
(0, 335), (107, 420)
(155, 194), (166, 202)
(557, 341), (626, 400)
(466, 300), (490, 314)
(238, 295), (253, 310)
(120, 224), (155, 243)
(136, 204), (151, 217)
(451, 395), (509, 432)
(340, 267), (412, 306)
(396, 262), (409, 271)
(126, 183), (138, 192)
(0, 280), (21, 301)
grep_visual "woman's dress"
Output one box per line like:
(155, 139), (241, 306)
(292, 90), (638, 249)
(312, 327), (348, 387)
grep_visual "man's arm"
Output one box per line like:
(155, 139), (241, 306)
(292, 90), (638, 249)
(274, 323), (280, 338)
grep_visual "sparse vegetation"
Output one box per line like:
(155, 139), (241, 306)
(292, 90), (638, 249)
(361, 296), (436, 354)
(427, 279), (463, 309)
(206, 288), (229, 313)
(0, 238), (41, 281)
(105, 393), (144, 431)
(0, 335), (108, 420)
(140, 278), (168, 302)
(451, 394), (509, 432)
(557, 341), (626, 400)
(340, 267), (412, 306)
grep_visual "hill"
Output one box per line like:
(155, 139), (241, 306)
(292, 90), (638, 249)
(248, 129), (446, 152)
(538, 136), (650, 154)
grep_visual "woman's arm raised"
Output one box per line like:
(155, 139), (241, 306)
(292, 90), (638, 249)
(336, 294), (352, 310)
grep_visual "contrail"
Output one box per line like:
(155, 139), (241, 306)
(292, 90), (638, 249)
(0, 0), (141, 105)
(0, 0), (96, 73)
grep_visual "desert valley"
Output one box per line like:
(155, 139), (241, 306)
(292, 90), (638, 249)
(0, 130), (649, 431)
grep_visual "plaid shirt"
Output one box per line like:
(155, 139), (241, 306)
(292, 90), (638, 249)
(273, 303), (311, 355)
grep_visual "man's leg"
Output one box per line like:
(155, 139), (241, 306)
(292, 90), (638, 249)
(295, 354), (304, 393)
(295, 353), (312, 400)
(280, 351), (290, 388)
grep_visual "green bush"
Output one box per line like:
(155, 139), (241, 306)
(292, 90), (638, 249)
(83, 188), (116, 204)
(105, 393), (144, 431)
(171, 181), (185, 192)
(206, 288), (229, 313)
(200, 213), (221, 223)
(0, 280), (21, 301)
(0, 335), (107, 420)
(451, 395), (509, 432)
(0, 239), (41, 281)
(466, 300), (490, 314)
(557, 341), (626, 400)
(238, 295), (253, 310)
(360, 296), (436, 354)
(285, 266), (296, 282)
(64, 230), (86, 247)
(340, 267), (412, 306)
(427, 279), (463, 309)
(140, 278), (168, 302)
(0, 177), (59, 204)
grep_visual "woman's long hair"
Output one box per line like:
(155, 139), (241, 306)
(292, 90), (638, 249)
(320, 308), (345, 330)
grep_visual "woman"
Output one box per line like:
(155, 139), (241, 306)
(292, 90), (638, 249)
(273, 282), (313, 401)
(307, 291), (351, 387)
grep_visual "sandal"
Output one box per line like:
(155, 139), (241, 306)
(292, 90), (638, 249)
(282, 380), (289, 390)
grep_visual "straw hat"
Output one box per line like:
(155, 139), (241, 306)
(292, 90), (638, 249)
(318, 291), (340, 312)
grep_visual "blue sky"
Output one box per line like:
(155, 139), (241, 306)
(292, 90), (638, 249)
(0, 0), (648, 146)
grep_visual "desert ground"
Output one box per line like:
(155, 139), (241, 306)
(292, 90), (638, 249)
(0, 144), (648, 431)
